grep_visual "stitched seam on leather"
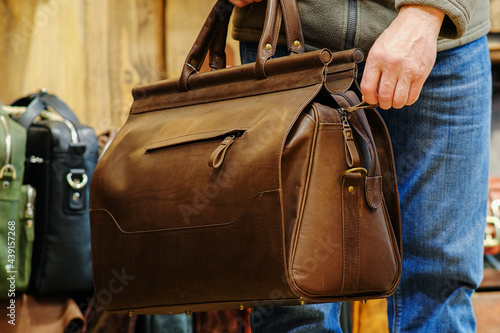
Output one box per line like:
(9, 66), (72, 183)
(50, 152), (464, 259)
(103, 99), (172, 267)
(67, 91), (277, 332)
(283, 101), (320, 298)
(281, 0), (292, 49)
(355, 184), (360, 291)
(341, 179), (347, 293)
(273, 10), (281, 50)
(373, 110), (399, 232)
(366, 177), (382, 208)
(276, 189), (288, 297)
(318, 128), (342, 132)
(91, 190), (281, 234)
(132, 70), (324, 108)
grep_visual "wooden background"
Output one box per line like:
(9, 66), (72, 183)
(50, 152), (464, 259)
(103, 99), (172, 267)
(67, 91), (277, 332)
(0, 0), (240, 133)
(0, 0), (497, 133)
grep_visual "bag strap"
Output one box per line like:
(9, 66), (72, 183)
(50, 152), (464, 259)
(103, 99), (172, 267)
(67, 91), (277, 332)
(12, 90), (80, 129)
(364, 109), (402, 253)
(179, 0), (304, 90)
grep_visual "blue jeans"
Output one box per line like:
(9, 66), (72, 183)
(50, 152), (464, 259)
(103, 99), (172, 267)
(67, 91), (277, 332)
(240, 36), (492, 332)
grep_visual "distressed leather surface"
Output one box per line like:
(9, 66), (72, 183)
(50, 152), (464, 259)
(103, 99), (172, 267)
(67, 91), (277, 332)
(90, 0), (401, 315)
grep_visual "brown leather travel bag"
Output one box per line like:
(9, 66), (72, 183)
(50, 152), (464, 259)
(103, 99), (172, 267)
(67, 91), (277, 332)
(89, 0), (402, 315)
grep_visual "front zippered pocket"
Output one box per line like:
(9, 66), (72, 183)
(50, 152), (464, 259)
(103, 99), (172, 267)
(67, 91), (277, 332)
(145, 128), (247, 168)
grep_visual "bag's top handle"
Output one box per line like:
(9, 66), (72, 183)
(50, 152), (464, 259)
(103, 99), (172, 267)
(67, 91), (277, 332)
(179, 0), (305, 91)
(11, 89), (80, 129)
(256, 0), (304, 78)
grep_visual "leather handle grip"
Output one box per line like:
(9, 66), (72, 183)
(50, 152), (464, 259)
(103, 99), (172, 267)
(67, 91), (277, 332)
(179, 0), (305, 91)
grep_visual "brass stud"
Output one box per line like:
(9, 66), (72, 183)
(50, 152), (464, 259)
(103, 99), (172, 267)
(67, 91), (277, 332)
(186, 310), (192, 316)
(190, 59), (197, 67)
(348, 186), (354, 193)
(128, 311), (135, 317)
(299, 299), (306, 305)
(360, 300), (367, 304)
(239, 305), (245, 311)
(26, 220), (33, 228)
(215, 55), (221, 62)
(2, 181), (9, 188)
(294, 40), (301, 47)
(346, 132), (352, 138)
(265, 43), (272, 50)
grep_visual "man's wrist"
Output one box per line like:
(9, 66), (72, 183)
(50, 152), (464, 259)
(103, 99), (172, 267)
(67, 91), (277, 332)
(398, 5), (445, 37)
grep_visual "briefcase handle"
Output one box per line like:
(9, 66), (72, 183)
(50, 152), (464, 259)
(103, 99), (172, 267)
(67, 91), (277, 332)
(179, 0), (305, 91)
(11, 90), (80, 129)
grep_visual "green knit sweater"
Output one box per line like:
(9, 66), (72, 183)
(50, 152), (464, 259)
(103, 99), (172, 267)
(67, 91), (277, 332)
(232, 0), (491, 53)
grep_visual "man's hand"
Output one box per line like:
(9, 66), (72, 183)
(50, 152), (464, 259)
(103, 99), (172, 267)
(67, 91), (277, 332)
(360, 5), (445, 110)
(229, 0), (262, 8)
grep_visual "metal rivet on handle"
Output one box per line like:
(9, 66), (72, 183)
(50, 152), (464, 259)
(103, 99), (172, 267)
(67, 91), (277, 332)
(265, 43), (272, 50)
(190, 59), (197, 67)
(294, 40), (300, 47)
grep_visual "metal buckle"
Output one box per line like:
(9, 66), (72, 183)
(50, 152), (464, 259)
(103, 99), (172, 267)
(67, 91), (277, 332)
(66, 172), (88, 190)
(0, 164), (17, 180)
(485, 216), (500, 248)
(341, 167), (367, 178)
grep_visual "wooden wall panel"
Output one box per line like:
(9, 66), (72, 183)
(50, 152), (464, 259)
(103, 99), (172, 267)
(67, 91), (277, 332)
(0, 0), (165, 133)
(492, 0), (500, 33)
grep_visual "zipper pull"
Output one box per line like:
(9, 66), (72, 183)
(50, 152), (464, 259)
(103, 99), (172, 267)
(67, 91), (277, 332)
(25, 185), (36, 227)
(29, 156), (44, 164)
(338, 110), (360, 168)
(208, 135), (235, 169)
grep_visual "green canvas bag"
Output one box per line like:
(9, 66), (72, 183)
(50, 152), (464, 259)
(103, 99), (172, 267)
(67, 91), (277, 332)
(0, 105), (35, 299)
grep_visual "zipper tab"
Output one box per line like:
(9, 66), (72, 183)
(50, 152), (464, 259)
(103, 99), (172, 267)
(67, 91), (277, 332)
(338, 109), (360, 168)
(29, 156), (44, 164)
(208, 135), (236, 169)
(25, 185), (36, 225)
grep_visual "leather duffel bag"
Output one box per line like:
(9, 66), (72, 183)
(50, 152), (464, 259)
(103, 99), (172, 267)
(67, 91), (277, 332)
(90, 0), (402, 315)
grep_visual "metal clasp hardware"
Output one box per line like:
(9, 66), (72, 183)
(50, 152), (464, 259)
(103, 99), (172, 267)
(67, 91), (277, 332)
(0, 164), (17, 180)
(66, 172), (88, 189)
(485, 216), (500, 248)
(341, 167), (367, 178)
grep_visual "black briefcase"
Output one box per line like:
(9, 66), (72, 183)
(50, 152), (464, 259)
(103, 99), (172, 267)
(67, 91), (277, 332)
(11, 91), (98, 296)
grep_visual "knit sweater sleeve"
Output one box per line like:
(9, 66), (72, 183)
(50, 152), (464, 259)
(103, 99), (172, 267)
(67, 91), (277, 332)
(394, 0), (479, 39)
